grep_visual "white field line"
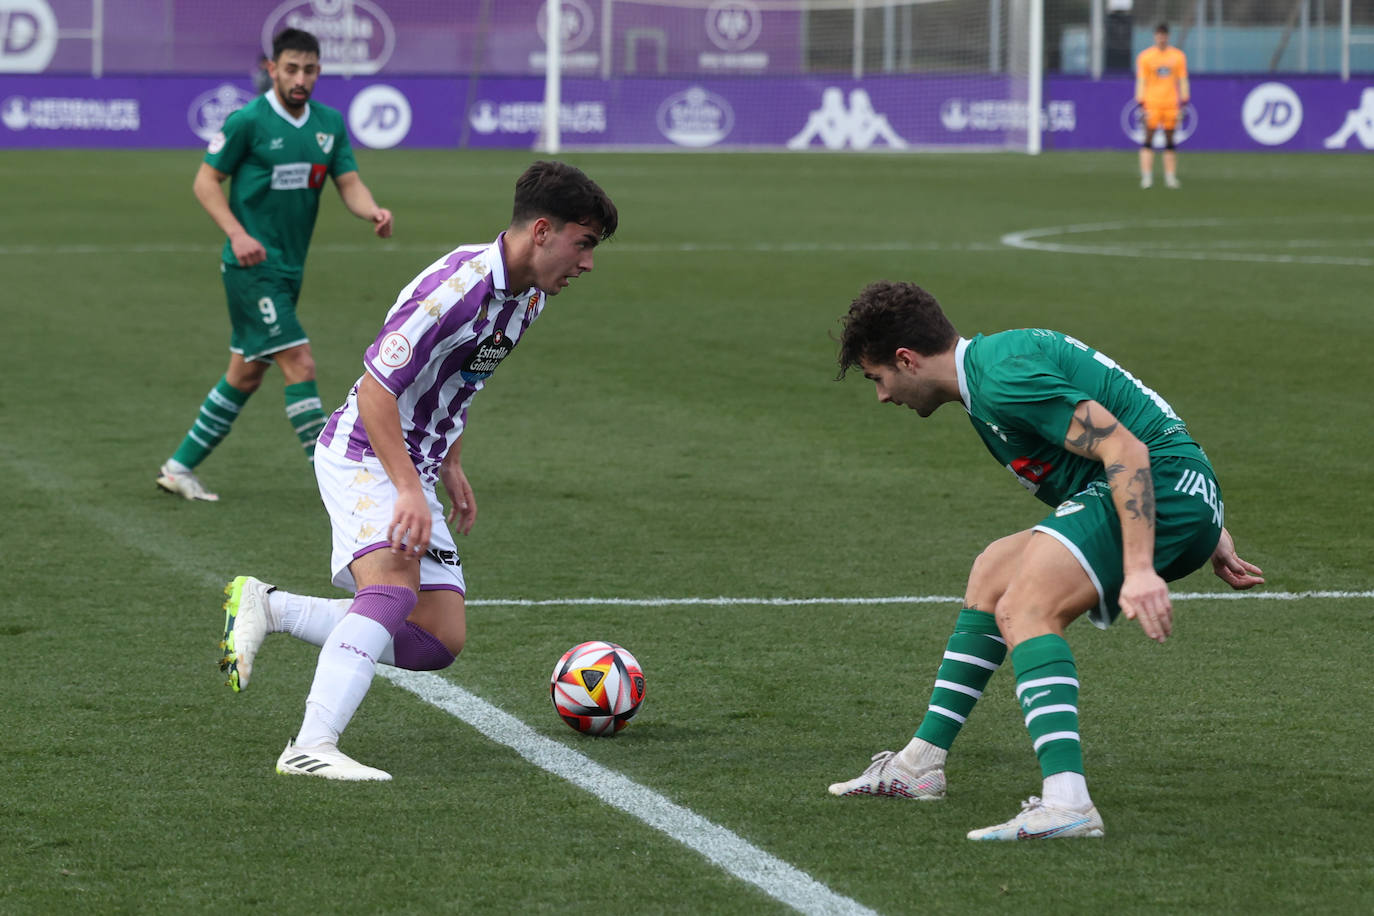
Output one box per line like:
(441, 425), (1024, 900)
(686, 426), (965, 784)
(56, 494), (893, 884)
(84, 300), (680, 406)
(1001, 218), (1374, 267)
(0, 240), (998, 256)
(381, 668), (877, 916)
(467, 590), (1374, 608)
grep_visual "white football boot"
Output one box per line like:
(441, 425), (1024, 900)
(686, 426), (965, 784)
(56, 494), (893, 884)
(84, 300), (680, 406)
(276, 741), (392, 782)
(828, 750), (946, 800)
(219, 576), (278, 692)
(1165, 173), (1181, 189)
(156, 461), (219, 501)
(967, 796), (1104, 841)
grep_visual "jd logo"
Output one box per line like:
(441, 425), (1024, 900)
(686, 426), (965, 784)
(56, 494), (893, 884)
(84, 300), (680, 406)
(1241, 82), (1302, 146)
(347, 84), (411, 149)
(0, 0), (58, 73)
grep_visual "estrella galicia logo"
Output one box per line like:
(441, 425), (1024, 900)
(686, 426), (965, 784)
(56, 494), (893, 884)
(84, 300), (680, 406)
(656, 86), (734, 147)
(460, 329), (515, 384)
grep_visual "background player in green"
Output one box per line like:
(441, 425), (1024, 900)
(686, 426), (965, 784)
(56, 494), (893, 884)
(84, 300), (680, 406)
(157, 27), (393, 501)
(828, 281), (1264, 839)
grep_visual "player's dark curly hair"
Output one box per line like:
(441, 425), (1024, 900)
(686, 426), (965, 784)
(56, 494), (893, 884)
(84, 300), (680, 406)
(272, 28), (320, 60)
(512, 161), (618, 241)
(836, 281), (958, 379)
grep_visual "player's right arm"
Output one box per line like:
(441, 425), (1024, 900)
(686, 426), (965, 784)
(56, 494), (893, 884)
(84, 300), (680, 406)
(357, 373), (430, 556)
(1135, 52), (1148, 105)
(192, 162), (265, 267)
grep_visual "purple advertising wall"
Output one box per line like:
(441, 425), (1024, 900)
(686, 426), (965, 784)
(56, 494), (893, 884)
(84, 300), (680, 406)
(1, 74), (1371, 152)
(2, 1), (800, 77)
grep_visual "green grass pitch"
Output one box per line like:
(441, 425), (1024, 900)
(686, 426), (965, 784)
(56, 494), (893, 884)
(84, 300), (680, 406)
(1, 148), (1371, 914)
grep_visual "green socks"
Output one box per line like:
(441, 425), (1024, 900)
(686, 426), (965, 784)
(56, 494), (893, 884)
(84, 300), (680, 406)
(284, 380), (326, 460)
(171, 376), (250, 468)
(913, 608), (1007, 749)
(1011, 633), (1084, 777)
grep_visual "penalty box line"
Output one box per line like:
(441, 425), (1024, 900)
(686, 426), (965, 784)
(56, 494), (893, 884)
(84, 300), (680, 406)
(380, 667), (878, 916)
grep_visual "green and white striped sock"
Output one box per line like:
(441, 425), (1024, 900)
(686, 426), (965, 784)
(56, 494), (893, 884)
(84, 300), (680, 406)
(284, 380), (326, 461)
(1012, 633), (1084, 778)
(171, 376), (250, 469)
(912, 608), (1006, 750)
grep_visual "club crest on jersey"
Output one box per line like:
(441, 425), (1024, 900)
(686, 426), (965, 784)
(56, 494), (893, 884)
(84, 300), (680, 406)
(1055, 500), (1085, 517)
(316, 132), (335, 153)
(526, 291), (541, 315)
(460, 329), (515, 384)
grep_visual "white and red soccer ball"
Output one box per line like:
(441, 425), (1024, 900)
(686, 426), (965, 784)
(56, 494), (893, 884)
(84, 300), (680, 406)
(550, 641), (645, 736)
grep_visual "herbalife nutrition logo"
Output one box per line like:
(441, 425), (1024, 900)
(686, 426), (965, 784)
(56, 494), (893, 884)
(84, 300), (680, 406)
(787, 88), (906, 150)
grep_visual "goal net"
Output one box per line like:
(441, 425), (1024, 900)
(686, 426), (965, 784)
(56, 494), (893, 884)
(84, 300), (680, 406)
(540, 0), (1043, 153)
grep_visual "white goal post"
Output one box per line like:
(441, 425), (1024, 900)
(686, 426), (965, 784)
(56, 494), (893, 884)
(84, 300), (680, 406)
(539, 0), (1047, 153)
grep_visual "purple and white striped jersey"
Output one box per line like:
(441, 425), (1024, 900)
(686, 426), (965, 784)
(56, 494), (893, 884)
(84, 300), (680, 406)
(318, 233), (544, 482)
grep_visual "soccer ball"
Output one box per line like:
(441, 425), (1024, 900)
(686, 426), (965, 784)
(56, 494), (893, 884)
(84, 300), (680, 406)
(550, 641), (645, 736)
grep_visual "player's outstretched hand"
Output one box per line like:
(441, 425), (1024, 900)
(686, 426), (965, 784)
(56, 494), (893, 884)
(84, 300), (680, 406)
(388, 486), (431, 557)
(1211, 527), (1264, 590)
(372, 208), (393, 239)
(1119, 567), (1173, 643)
(441, 463), (476, 536)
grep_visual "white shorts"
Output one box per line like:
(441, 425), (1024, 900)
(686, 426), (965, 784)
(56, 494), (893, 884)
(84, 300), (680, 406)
(314, 446), (467, 595)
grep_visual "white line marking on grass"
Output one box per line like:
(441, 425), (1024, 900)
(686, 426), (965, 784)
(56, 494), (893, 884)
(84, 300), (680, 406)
(468, 590), (1373, 608)
(0, 240), (999, 257)
(380, 668), (878, 916)
(1001, 218), (1374, 267)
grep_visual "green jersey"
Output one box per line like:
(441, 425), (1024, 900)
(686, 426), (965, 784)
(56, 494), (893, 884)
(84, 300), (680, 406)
(204, 91), (357, 275)
(958, 329), (1208, 507)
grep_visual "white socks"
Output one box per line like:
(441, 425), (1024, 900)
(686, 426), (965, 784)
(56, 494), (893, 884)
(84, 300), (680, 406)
(1043, 771), (1093, 810)
(294, 613), (392, 749)
(898, 737), (948, 771)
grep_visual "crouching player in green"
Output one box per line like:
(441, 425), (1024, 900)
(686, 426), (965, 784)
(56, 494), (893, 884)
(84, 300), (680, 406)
(828, 281), (1264, 839)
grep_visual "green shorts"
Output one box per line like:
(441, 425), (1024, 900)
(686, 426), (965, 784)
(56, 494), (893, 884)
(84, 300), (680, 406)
(1033, 455), (1224, 629)
(222, 261), (307, 363)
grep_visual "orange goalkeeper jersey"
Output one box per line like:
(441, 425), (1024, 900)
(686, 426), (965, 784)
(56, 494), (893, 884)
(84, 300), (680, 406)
(1137, 46), (1188, 108)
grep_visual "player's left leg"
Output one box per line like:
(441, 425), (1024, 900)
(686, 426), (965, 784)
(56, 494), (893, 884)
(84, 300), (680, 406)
(967, 531), (1106, 840)
(1161, 109), (1181, 187)
(830, 532), (1025, 799)
(1139, 113), (1158, 188)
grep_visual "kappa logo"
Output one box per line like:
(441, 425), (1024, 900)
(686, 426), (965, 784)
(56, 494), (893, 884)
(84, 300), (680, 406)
(1324, 87), (1374, 149)
(787, 88), (907, 150)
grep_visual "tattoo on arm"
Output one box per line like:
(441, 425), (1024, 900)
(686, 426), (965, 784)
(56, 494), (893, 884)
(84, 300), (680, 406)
(1067, 405), (1119, 455)
(1124, 467), (1156, 527)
